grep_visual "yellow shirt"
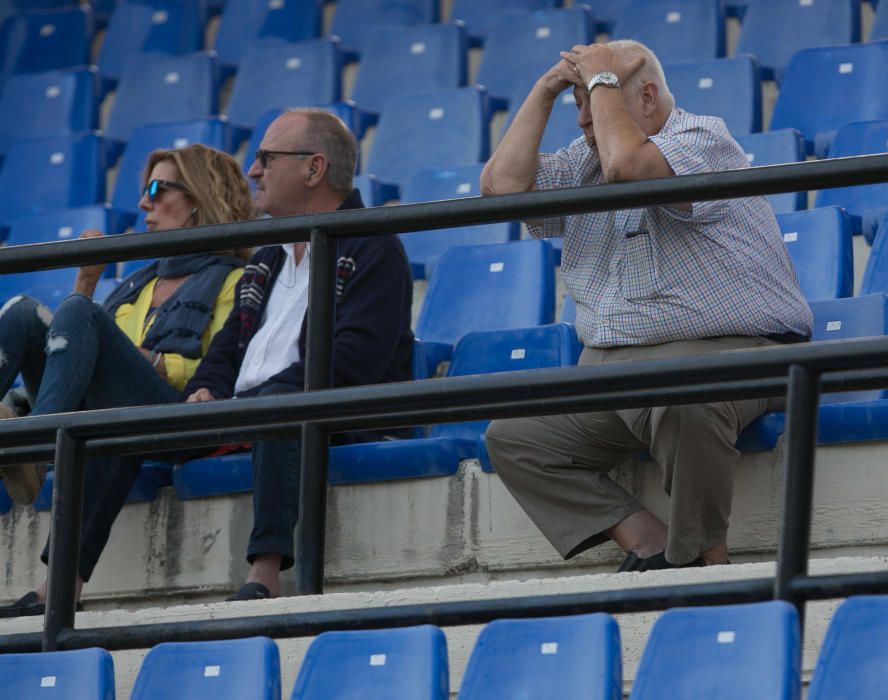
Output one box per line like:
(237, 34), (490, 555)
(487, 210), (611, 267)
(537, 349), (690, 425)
(112, 268), (242, 391)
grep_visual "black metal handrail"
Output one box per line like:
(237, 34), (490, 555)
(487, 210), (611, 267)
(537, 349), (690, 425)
(0, 155), (885, 654)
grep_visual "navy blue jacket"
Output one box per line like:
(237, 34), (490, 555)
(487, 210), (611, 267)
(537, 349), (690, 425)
(183, 189), (414, 441)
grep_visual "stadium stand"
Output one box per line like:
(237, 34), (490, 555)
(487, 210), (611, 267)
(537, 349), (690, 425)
(364, 86), (490, 197)
(104, 51), (219, 162)
(770, 41), (888, 158)
(629, 601), (801, 699)
(0, 131), (105, 236)
(130, 637), (281, 700)
(664, 55), (761, 136)
(399, 164), (519, 279)
(776, 207), (854, 301)
(458, 613), (622, 699)
(733, 129), (807, 214)
(291, 625), (449, 699)
(328, 0), (439, 60)
(97, 0), (207, 89)
(449, 0), (562, 46)
(814, 119), (888, 242)
(0, 647), (115, 699)
(0, 5), (92, 85)
(225, 39), (343, 143)
(213, 0), (322, 76)
(474, 6), (594, 109)
(350, 23), (467, 119)
(860, 215), (888, 295)
(735, 0), (860, 83)
(807, 596), (888, 700)
(112, 118), (232, 225)
(0, 65), (99, 158)
(610, 0), (725, 65)
(5, 204), (126, 246)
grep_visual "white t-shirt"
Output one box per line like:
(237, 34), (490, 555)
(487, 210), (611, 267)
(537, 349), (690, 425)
(234, 243), (310, 394)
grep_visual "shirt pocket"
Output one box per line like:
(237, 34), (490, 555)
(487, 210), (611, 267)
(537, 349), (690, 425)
(619, 230), (659, 301)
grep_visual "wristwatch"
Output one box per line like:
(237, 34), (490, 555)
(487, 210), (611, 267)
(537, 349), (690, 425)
(586, 71), (621, 93)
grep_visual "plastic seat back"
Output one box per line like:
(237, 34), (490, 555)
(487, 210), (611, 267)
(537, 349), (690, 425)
(0, 5), (92, 81)
(734, 129), (806, 214)
(131, 637), (281, 700)
(399, 164), (518, 279)
(450, 0), (557, 46)
(736, 0), (859, 82)
(860, 215), (888, 295)
(8, 204), (125, 246)
(226, 39), (342, 134)
(458, 613), (621, 700)
(98, 0), (207, 86)
(0, 65), (98, 156)
(776, 207), (853, 301)
(872, 0), (888, 40)
(814, 119), (888, 241)
(574, 0), (626, 33)
(629, 601), (801, 700)
(329, 0), (438, 59)
(808, 595), (888, 700)
(475, 7), (594, 107)
(612, 0), (725, 64)
(0, 647), (115, 699)
(665, 55), (761, 136)
(351, 23), (466, 116)
(770, 41), (888, 158)
(416, 239), (555, 345)
(291, 625), (448, 700)
(365, 86), (489, 196)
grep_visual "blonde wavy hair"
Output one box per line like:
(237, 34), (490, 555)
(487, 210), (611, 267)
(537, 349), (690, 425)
(143, 144), (256, 261)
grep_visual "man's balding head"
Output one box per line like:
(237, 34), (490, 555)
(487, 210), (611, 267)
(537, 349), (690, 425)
(606, 40), (674, 112)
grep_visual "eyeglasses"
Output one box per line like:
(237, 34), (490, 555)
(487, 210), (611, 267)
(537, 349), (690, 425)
(142, 179), (189, 202)
(255, 149), (317, 169)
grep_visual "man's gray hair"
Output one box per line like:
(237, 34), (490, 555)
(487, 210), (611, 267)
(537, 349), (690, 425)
(606, 39), (675, 109)
(287, 108), (357, 194)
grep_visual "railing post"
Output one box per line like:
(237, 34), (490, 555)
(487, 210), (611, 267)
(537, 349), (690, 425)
(294, 228), (336, 594)
(774, 363), (820, 628)
(42, 428), (85, 651)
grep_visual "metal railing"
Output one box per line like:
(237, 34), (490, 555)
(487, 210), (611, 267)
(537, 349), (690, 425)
(0, 154), (887, 654)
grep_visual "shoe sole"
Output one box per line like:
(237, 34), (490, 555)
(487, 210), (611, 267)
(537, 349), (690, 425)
(1, 464), (41, 505)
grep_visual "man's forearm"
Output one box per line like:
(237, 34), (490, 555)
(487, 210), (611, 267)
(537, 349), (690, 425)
(589, 88), (649, 182)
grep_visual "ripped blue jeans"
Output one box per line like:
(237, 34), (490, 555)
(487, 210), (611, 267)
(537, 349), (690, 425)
(0, 293), (179, 416)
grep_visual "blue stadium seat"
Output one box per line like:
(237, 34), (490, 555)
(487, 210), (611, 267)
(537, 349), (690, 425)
(365, 86), (490, 197)
(572, 0), (624, 33)
(860, 215), (888, 295)
(501, 83), (581, 154)
(733, 129), (807, 214)
(475, 7), (594, 109)
(7, 204), (126, 246)
(97, 0), (207, 88)
(735, 0), (860, 83)
(664, 55), (761, 136)
(354, 174), (384, 207)
(814, 119), (888, 242)
(131, 637), (280, 700)
(611, 0), (725, 65)
(458, 614), (621, 700)
(34, 461), (173, 511)
(213, 0), (322, 75)
(104, 51), (219, 162)
(0, 5), (92, 83)
(0, 132), (105, 236)
(770, 41), (888, 158)
(0, 647), (115, 699)
(808, 596), (888, 699)
(449, 0), (562, 46)
(776, 207), (853, 301)
(291, 625), (448, 700)
(560, 294), (576, 324)
(351, 23), (467, 118)
(872, 0), (888, 40)
(225, 39), (342, 143)
(329, 0), (439, 60)
(112, 118), (232, 224)
(399, 165), (519, 280)
(629, 601), (801, 700)
(0, 65), (98, 157)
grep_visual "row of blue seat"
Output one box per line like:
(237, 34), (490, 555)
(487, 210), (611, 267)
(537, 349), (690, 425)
(4, 595), (886, 698)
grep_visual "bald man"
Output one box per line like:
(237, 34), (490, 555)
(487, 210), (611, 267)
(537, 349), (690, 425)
(481, 41), (812, 572)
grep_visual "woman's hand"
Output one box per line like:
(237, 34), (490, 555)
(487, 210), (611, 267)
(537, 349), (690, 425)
(76, 229), (108, 281)
(186, 388), (215, 403)
(139, 348), (168, 381)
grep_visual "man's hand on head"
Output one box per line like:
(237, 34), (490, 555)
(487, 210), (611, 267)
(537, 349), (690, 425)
(537, 59), (585, 99)
(186, 388), (215, 403)
(560, 44), (646, 88)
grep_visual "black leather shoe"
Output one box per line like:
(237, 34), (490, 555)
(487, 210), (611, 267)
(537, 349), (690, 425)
(226, 582), (273, 602)
(0, 591), (83, 618)
(638, 552), (706, 571)
(617, 552), (646, 572)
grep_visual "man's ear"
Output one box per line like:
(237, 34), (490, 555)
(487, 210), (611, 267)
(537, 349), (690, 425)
(642, 82), (659, 116)
(305, 154), (327, 186)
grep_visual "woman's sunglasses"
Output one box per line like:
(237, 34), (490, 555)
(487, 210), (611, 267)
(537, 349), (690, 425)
(142, 179), (189, 202)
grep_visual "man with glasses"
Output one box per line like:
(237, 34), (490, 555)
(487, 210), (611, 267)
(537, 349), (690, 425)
(183, 109), (414, 600)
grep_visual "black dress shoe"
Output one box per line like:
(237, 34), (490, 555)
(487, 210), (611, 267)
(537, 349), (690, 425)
(617, 552), (646, 572)
(0, 591), (84, 618)
(638, 552), (706, 571)
(226, 582), (273, 602)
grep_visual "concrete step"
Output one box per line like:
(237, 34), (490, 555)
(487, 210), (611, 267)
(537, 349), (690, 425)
(2, 557), (886, 698)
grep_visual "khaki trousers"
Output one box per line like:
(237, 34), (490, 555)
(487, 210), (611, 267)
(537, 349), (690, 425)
(485, 336), (782, 565)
